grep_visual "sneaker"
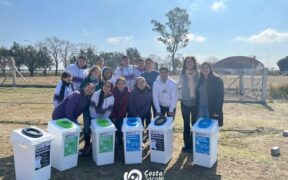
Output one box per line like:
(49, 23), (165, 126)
(79, 143), (92, 156)
(181, 147), (192, 154)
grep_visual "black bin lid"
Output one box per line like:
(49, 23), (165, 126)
(21, 127), (43, 138)
(154, 116), (167, 126)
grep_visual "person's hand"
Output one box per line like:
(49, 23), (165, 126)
(156, 112), (162, 116)
(213, 113), (219, 118)
(168, 112), (175, 118)
(96, 108), (105, 114)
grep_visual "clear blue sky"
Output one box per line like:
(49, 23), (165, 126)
(1, 0), (288, 69)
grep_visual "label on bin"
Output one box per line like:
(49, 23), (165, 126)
(150, 130), (164, 151)
(99, 132), (113, 153)
(64, 133), (78, 157)
(195, 133), (210, 155)
(126, 132), (140, 152)
(35, 142), (51, 171)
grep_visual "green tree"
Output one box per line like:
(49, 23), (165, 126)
(38, 37), (63, 76)
(22, 45), (39, 77)
(37, 47), (54, 76)
(0, 46), (11, 76)
(9, 42), (24, 71)
(126, 48), (141, 65)
(99, 51), (124, 70)
(151, 7), (191, 73)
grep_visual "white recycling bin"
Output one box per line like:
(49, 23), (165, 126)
(148, 116), (174, 164)
(122, 117), (144, 164)
(47, 118), (81, 171)
(191, 118), (219, 168)
(10, 126), (54, 180)
(90, 118), (116, 165)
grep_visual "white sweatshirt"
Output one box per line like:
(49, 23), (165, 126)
(114, 65), (136, 90)
(89, 90), (114, 119)
(65, 63), (88, 90)
(53, 80), (74, 108)
(153, 76), (178, 113)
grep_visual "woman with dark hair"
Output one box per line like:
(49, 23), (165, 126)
(177, 56), (199, 153)
(102, 67), (114, 82)
(128, 77), (152, 127)
(110, 77), (130, 146)
(89, 81), (114, 119)
(196, 62), (224, 126)
(53, 71), (74, 108)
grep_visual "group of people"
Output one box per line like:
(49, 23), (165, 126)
(51, 55), (224, 156)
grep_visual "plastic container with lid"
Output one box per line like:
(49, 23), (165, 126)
(10, 126), (54, 180)
(191, 118), (219, 168)
(90, 118), (116, 165)
(47, 118), (81, 171)
(148, 116), (174, 164)
(122, 117), (144, 164)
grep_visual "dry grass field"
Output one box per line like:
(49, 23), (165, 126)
(0, 86), (288, 179)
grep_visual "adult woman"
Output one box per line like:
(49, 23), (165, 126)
(178, 56), (199, 153)
(196, 62), (224, 126)
(110, 77), (130, 146)
(128, 77), (152, 127)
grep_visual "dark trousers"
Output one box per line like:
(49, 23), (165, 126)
(181, 101), (197, 149)
(112, 119), (123, 142)
(144, 103), (157, 128)
(160, 105), (176, 117)
(83, 108), (92, 144)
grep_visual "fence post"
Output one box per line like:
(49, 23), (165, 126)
(239, 69), (244, 96)
(261, 68), (268, 103)
(11, 57), (16, 87)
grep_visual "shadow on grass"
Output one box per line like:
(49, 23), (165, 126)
(165, 152), (221, 180)
(241, 102), (274, 112)
(1, 145), (221, 180)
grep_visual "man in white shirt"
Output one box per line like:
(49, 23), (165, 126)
(65, 55), (89, 90)
(153, 66), (178, 118)
(114, 56), (136, 90)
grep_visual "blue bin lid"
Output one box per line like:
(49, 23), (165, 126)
(127, 117), (139, 126)
(198, 118), (213, 129)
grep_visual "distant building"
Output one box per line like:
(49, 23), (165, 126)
(214, 56), (264, 74)
(277, 56), (288, 72)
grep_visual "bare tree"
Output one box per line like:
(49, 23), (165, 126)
(38, 37), (63, 76)
(59, 40), (77, 68)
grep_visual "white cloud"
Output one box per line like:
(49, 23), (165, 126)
(0, 0), (15, 7)
(105, 36), (134, 45)
(187, 33), (207, 42)
(211, 1), (226, 11)
(155, 33), (207, 44)
(234, 28), (288, 43)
